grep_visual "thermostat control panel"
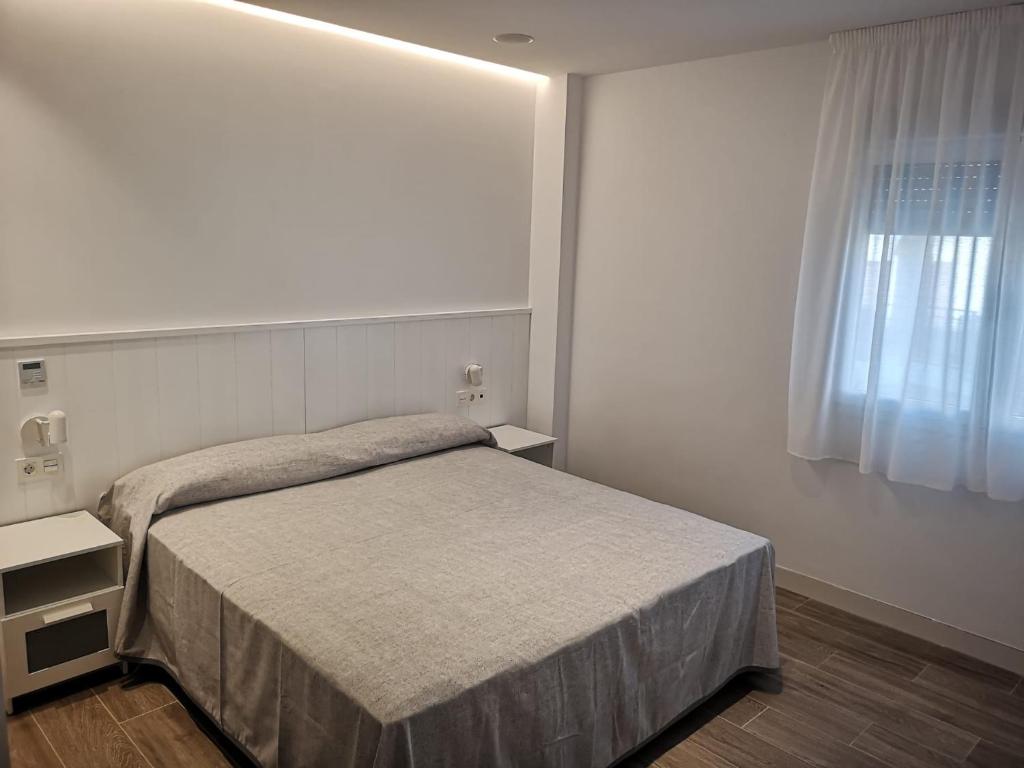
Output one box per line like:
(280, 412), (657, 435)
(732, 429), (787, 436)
(18, 359), (46, 387)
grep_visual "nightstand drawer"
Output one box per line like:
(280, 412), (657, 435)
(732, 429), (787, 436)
(1, 586), (122, 700)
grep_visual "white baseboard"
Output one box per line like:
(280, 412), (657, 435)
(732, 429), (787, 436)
(776, 566), (1024, 676)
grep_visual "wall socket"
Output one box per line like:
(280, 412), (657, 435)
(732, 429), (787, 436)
(15, 454), (63, 483)
(455, 387), (487, 409)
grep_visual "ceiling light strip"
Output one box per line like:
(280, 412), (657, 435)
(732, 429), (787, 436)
(199, 0), (546, 82)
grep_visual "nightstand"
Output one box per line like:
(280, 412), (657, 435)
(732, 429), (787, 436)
(0, 510), (124, 714)
(490, 425), (557, 467)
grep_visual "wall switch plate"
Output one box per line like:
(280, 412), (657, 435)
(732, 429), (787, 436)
(16, 454), (63, 483)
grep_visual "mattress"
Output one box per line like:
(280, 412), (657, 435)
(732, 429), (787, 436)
(101, 414), (778, 767)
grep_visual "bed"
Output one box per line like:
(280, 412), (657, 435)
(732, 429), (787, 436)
(99, 413), (778, 768)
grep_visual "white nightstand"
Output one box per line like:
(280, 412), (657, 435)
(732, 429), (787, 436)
(490, 425), (557, 467)
(0, 510), (124, 714)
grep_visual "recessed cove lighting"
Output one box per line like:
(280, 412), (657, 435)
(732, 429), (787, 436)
(198, 1), (545, 82)
(493, 33), (535, 45)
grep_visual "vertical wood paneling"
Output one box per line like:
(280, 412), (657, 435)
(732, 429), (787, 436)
(304, 327), (338, 433)
(445, 319), (471, 418)
(23, 470), (59, 522)
(469, 317), (493, 426)
(65, 342), (118, 512)
(395, 322), (422, 416)
(270, 329), (305, 435)
(156, 336), (201, 459)
(512, 313), (531, 427)
(113, 340), (161, 476)
(419, 320), (447, 416)
(197, 334), (238, 448)
(234, 331), (273, 440)
(367, 323), (396, 420)
(0, 311), (530, 525)
(336, 325), (368, 426)
(490, 315), (516, 427)
(0, 350), (27, 523)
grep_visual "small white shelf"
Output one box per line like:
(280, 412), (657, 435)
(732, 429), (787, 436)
(490, 425), (557, 453)
(3, 555), (119, 617)
(0, 510), (122, 574)
(490, 425), (557, 468)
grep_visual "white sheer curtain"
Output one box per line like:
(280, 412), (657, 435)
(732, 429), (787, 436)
(789, 7), (1024, 501)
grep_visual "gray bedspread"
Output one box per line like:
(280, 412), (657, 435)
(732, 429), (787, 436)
(100, 414), (778, 768)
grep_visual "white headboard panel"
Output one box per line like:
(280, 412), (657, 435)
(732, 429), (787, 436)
(0, 309), (530, 526)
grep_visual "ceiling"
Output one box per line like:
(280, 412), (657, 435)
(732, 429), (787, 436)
(252, 0), (1011, 75)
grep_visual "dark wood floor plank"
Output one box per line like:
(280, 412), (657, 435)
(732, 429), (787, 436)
(776, 619), (835, 666)
(851, 724), (962, 768)
(7, 713), (63, 768)
(655, 740), (741, 768)
(744, 708), (887, 768)
(914, 663), (1024, 727)
(797, 601), (1019, 692)
(688, 715), (812, 768)
(122, 702), (232, 768)
(31, 689), (148, 768)
(965, 739), (1024, 768)
(772, 656), (977, 761)
(93, 677), (177, 723)
(821, 652), (1024, 755)
(702, 694), (766, 728)
(746, 666), (872, 743)
(699, 679), (767, 728)
(775, 587), (809, 613)
(777, 609), (924, 680)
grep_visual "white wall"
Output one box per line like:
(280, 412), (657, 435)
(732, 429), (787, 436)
(569, 42), (1024, 652)
(0, 0), (536, 338)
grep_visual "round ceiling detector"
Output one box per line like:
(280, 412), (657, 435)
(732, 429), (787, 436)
(493, 33), (534, 44)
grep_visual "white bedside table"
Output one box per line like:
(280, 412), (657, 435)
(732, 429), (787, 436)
(490, 425), (557, 467)
(0, 510), (124, 714)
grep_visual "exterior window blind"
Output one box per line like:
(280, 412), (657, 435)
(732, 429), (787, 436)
(869, 161), (1001, 236)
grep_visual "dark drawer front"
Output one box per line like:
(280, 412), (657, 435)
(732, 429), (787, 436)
(25, 610), (109, 673)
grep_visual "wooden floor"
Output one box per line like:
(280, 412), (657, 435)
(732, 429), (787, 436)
(7, 587), (1023, 768)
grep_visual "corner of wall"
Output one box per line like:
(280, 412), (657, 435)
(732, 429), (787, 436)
(526, 74), (583, 468)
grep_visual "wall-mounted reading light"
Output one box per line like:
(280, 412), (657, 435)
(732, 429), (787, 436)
(199, 1), (546, 82)
(465, 363), (484, 387)
(21, 410), (68, 449)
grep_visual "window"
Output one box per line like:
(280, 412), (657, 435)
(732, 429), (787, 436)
(843, 161), (1002, 412)
(787, 6), (1024, 500)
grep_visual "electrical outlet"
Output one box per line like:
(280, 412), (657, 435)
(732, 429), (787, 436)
(15, 454), (62, 483)
(455, 387), (487, 409)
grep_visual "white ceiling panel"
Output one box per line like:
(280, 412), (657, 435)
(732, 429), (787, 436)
(251, 0), (1011, 75)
